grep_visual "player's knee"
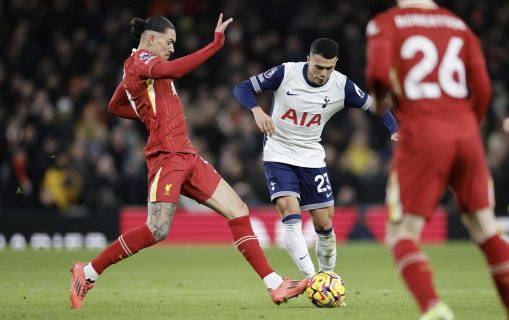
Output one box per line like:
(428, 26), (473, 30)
(465, 222), (497, 244)
(462, 208), (498, 244)
(236, 201), (249, 216)
(275, 203), (286, 214)
(275, 199), (300, 215)
(385, 223), (420, 248)
(146, 202), (176, 241)
(392, 229), (419, 244)
(314, 219), (333, 231)
(225, 200), (249, 219)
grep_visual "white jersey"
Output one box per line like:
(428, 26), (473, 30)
(249, 62), (372, 168)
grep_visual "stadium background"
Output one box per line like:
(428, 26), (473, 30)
(0, 0), (508, 246)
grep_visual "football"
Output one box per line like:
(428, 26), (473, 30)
(306, 271), (346, 307)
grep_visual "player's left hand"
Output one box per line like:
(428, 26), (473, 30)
(391, 133), (399, 142)
(215, 13), (233, 33)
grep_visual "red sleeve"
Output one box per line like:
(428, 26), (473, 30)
(108, 81), (139, 119)
(365, 17), (393, 105)
(149, 32), (225, 79)
(465, 30), (492, 123)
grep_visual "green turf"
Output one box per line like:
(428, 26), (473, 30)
(0, 242), (504, 319)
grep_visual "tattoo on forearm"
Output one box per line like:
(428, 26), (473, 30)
(146, 202), (177, 241)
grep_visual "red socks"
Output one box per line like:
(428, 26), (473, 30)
(392, 239), (438, 312)
(90, 216), (273, 281)
(228, 215), (274, 279)
(91, 224), (157, 274)
(392, 235), (509, 315)
(480, 235), (509, 312)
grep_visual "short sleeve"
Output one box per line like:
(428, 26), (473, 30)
(249, 65), (285, 92)
(344, 78), (370, 110)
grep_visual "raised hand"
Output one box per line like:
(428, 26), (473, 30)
(215, 13), (233, 33)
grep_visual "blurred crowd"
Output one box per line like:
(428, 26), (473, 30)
(1, 0), (508, 216)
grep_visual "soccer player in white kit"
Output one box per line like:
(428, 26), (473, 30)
(233, 38), (398, 278)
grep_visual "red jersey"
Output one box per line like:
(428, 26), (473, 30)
(365, 3), (491, 130)
(365, 2), (494, 219)
(109, 32), (225, 159)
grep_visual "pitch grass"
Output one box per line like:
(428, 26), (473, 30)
(0, 242), (504, 320)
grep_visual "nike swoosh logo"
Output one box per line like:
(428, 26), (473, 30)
(326, 192), (332, 197)
(299, 254), (308, 260)
(286, 91), (298, 96)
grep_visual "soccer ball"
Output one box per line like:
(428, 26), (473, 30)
(306, 271), (346, 307)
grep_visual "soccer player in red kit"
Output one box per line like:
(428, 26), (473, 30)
(69, 13), (308, 309)
(366, 0), (509, 319)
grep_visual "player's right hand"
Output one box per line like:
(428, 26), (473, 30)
(215, 13), (233, 33)
(252, 106), (276, 137)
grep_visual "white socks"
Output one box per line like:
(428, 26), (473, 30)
(263, 272), (284, 289)
(315, 228), (336, 272)
(84, 262), (99, 282)
(282, 214), (316, 277)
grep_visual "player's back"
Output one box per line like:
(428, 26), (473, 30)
(370, 5), (483, 130)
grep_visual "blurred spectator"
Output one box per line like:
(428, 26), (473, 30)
(39, 152), (83, 211)
(345, 129), (373, 176)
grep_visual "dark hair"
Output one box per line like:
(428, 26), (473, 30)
(130, 16), (175, 41)
(310, 38), (339, 59)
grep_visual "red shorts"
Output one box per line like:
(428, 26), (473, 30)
(387, 128), (493, 221)
(146, 153), (221, 203)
